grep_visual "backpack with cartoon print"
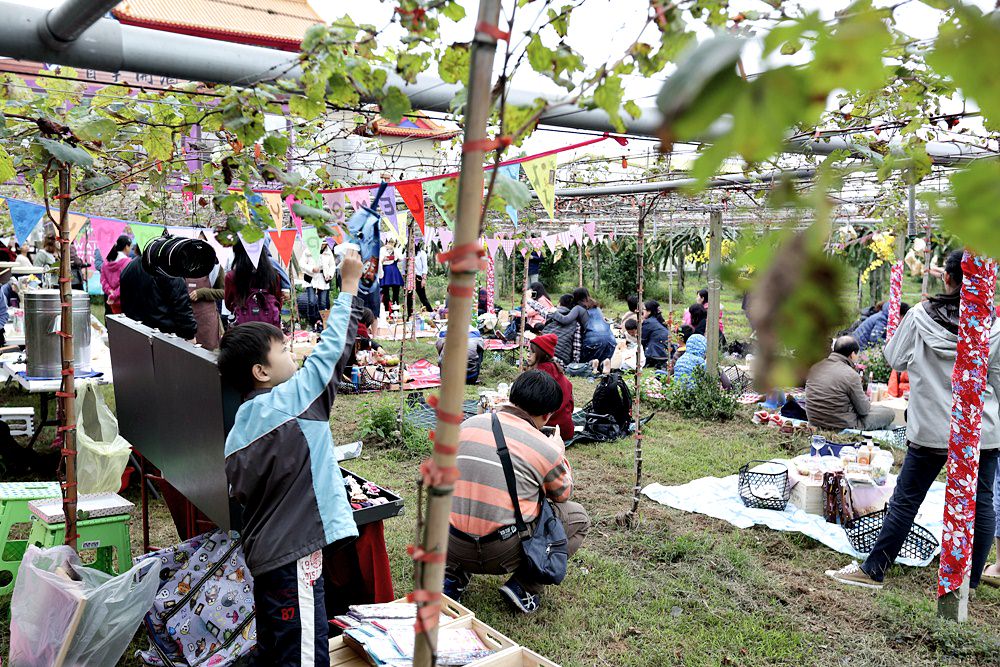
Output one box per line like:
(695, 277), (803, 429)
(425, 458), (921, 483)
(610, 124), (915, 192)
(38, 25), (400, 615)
(135, 530), (257, 667)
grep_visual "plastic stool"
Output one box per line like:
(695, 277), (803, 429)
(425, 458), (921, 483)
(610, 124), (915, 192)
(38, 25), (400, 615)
(27, 513), (133, 576)
(0, 407), (34, 437)
(0, 481), (61, 595)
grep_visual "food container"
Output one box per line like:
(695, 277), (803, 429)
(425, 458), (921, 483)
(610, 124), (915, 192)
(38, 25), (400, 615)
(24, 289), (91, 377)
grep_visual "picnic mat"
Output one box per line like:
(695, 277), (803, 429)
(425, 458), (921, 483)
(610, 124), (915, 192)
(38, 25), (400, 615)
(484, 339), (520, 351)
(404, 394), (479, 429)
(641, 476), (945, 567)
(406, 359), (441, 390)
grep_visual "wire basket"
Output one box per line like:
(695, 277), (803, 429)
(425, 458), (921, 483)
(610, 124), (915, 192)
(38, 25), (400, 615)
(890, 427), (908, 450)
(738, 461), (791, 511)
(843, 507), (939, 561)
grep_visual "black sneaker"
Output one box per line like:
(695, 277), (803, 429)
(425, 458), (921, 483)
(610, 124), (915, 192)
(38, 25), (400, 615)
(499, 578), (540, 614)
(443, 574), (468, 602)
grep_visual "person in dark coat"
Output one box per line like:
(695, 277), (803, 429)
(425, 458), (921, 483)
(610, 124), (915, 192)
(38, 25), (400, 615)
(543, 294), (588, 364)
(119, 255), (198, 340)
(640, 300), (671, 360)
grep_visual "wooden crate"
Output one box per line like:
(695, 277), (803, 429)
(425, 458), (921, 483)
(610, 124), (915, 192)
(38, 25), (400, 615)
(789, 479), (824, 516)
(331, 615), (518, 666)
(472, 646), (562, 667)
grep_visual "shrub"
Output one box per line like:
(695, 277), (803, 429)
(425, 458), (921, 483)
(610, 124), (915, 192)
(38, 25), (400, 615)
(666, 366), (738, 421)
(358, 396), (431, 457)
(860, 343), (892, 383)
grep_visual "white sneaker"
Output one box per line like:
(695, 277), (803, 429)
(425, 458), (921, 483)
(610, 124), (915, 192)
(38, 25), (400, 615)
(825, 561), (883, 590)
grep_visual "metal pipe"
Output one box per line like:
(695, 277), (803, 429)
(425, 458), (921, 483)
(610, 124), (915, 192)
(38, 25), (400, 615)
(44, 0), (120, 46)
(555, 168), (817, 197)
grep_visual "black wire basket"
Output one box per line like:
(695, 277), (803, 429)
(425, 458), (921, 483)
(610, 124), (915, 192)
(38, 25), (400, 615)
(738, 461), (791, 511)
(843, 507), (939, 561)
(890, 427), (908, 450)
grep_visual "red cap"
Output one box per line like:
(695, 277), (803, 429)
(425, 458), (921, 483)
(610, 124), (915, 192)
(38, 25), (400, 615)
(531, 333), (557, 357)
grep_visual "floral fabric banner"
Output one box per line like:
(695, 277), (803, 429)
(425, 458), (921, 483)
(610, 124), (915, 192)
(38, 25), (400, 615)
(501, 239), (515, 258)
(486, 253), (495, 314)
(886, 260), (904, 341)
(938, 252), (998, 598)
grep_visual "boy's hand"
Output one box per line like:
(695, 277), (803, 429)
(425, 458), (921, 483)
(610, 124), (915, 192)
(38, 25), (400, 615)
(340, 250), (362, 295)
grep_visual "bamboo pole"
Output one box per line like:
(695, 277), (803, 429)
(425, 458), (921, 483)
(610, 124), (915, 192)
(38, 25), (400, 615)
(705, 210), (722, 375)
(620, 198), (647, 529)
(57, 165), (78, 551)
(519, 240), (529, 369)
(413, 3), (501, 663)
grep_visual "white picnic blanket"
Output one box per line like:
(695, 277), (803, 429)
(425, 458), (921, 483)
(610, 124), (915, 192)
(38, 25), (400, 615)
(641, 475), (945, 567)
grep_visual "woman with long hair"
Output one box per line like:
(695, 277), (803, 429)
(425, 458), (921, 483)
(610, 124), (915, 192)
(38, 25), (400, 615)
(641, 299), (671, 361)
(100, 234), (133, 315)
(379, 238), (404, 313)
(224, 242), (283, 328)
(689, 303), (707, 336)
(573, 287), (616, 364)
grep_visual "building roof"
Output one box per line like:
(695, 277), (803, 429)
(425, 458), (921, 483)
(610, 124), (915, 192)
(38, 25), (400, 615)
(357, 113), (461, 141)
(112, 0), (322, 51)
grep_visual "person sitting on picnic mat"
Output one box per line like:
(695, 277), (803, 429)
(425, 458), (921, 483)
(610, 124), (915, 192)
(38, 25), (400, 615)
(805, 335), (896, 432)
(526, 334), (575, 442)
(218, 249), (364, 667)
(445, 370), (590, 613)
(827, 250), (1000, 591)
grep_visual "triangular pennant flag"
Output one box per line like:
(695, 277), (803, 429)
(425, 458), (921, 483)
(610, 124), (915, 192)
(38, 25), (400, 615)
(301, 226), (322, 263)
(520, 244), (529, 257)
(376, 185), (398, 231)
(131, 224), (166, 252)
(569, 225), (584, 246)
(267, 229), (297, 266)
(238, 232), (265, 269)
(437, 227), (454, 248)
(5, 198), (46, 245)
(346, 188), (372, 211)
(395, 211), (409, 245)
(498, 164), (521, 227)
(543, 234), (559, 253)
(501, 239), (515, 258)
(263, 193), (284, 229)
(584, 221), (596, 242)
(424, 179), (454, 229)
(201, 230), (233, 269)
(485, 237), (501, 258)
(523, 155), (557, 220)
(530, 238), (544, 251)
(89, 217), (128, 259)
(64, 213), (89, 242)
(425, 227), (437, 244)
(558, 231), (572, 249)
(396, 182), (425, 234)
(285, 195), (304, 237)
(323, 192), (347, 227)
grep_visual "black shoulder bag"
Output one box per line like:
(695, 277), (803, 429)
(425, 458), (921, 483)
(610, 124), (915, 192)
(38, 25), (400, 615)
(491, 413), (569, 585)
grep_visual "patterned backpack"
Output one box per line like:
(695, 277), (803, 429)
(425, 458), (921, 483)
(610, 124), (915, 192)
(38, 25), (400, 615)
(135, 531), (257, 667)
(232, 288), (280, 328)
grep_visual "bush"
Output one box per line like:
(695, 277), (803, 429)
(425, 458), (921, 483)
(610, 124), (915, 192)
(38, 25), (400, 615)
(358, 396), (431, 457)
(666, 366), (738, 421)
(860, 343), (892, 383)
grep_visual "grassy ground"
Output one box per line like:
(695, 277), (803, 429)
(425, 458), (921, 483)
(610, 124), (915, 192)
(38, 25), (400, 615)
(5, 277), (1000, 666)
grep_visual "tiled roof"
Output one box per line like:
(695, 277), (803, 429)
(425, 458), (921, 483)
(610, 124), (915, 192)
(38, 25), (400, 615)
(358, 114), (461, 140)
(113, 0), (322, 51)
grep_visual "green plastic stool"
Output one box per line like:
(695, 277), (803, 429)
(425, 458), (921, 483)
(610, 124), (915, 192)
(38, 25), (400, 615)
(27, 513), (133, 576)
(0, 481), (61, 595)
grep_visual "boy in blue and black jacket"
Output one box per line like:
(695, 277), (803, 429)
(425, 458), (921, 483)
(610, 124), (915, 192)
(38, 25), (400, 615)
(218, 250), (364, 667)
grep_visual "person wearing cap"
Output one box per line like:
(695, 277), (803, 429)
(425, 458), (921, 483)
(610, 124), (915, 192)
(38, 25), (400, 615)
(527, 333), (575, 442)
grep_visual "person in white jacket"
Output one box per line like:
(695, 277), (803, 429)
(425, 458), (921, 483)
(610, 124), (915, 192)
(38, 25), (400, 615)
(310, 243), (336, 323)
(409, 239), (433, 313)
(827, 250), (1000, 591)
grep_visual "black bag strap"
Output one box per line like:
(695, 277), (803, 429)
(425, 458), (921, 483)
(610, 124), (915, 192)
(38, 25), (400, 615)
(491, 412), (533, 539)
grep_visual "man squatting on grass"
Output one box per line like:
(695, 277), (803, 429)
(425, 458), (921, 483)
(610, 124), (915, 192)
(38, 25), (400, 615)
(827, 250), (1000, 591)
(218, 249), (364, 667)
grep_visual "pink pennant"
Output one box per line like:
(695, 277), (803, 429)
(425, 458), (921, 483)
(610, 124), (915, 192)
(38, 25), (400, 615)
(425, 226), (438, 244)
(520, 244), (529, 257)
(529, 238), (544, 251)
(323, 192), (347, 227)
(501, 239), (515, 258)
(346, 188), (372, 211)
(558, 231), (572, 249)
(569, 226), (584, 246)
(438, 228), (454, 248)
(543, 235), (559, 253)
(584, 221), (596, 242)
(485, 237), (501, 258)
(89, 217), (128, 259)
(285, 195), (304, 237)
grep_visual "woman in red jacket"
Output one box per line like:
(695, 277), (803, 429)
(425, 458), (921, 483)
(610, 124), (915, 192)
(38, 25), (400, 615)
(526, 333), (575, 442)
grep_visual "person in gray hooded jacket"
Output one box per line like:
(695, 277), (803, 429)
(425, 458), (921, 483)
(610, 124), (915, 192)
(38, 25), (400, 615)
(542, 294), (586, 364)
(827, 250), (1000, 591)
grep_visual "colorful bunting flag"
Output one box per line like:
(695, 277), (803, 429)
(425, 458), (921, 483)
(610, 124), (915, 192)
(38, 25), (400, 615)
(238, 232), (264, 269)
(267, 229), (297, 266)
(285, 195), (304, 237)
(485, 237), (501, 258)
(346, 188), (372, 211)
(301, 226), (322, 262)
(558, 231), (572, 249)
(166, 226), (201, 239)
(501, 238), (515, 258)
(543, 234), (559, 253)
(498, 164), (521, 227)
(396, 181), (426, 234)
(263, 193), (284, 229)
(424, 179), (454, 229)
(60, 212), (89, 242)
(523, 155), (557, 220)
(130, 224), (165, 252)
(437, 227), (454, 248)
(569, 225), (584, 246)
(376, 185), (398, 231)
(584, 221), (596, 242)
(323, 192), (347, 228)
(529, 238), (544, 251)
(5, 198), (46, 245)
(89, 217), (128, 259)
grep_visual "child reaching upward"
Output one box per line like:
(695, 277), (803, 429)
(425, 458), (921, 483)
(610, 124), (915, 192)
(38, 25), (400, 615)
(218, 249), (364, 667)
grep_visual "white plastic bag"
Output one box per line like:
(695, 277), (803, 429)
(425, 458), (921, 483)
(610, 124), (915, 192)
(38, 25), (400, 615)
(75, 380), (132, 494)
(9, 545), (161, 667)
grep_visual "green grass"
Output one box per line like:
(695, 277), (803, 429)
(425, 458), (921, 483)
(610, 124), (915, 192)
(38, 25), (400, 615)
(6, 274), (1000, 665)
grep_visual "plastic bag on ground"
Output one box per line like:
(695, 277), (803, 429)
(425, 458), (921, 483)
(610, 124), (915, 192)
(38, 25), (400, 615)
(76, 379), (132, 494)
(9, 544), (161, 667)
